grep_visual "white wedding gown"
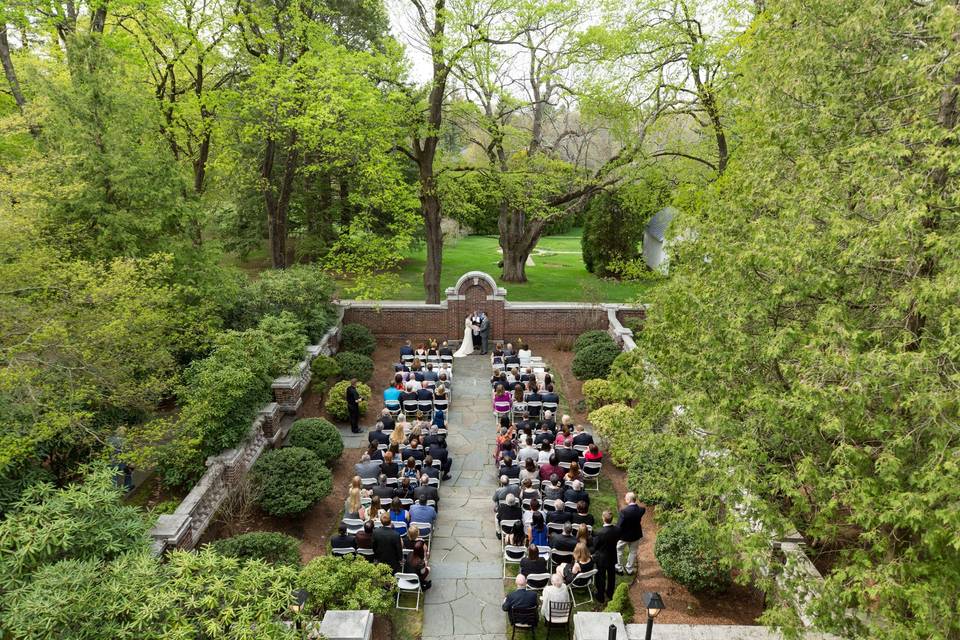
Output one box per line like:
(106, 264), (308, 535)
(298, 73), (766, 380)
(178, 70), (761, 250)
(453, 317), (474, 357)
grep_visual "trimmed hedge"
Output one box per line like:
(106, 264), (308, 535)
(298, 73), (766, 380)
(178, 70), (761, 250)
(252, 447), (332, 517)
(210, 532), (302, 567)
(334, 351), (374, 383)
(572, 341), (622, 380)
(339, 323), (376, 357)
(603, 582), (635, 620)
(310, 355), (340, 380)
(288, 418), (343, 464)
(626, 433), (700, 507)
(582, 379), (622, 412)
(573, 330), (615, 353)
(300, 555), (395, 615)
(655, 516), (731, 593)
(325, 380), (371, 421)
(588, 403), (636, 467)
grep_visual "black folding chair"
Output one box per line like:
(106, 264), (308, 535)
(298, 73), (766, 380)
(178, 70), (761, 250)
(508, 605), (539, 639)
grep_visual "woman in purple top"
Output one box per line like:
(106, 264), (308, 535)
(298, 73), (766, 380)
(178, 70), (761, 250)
(493, 383), (512, 413)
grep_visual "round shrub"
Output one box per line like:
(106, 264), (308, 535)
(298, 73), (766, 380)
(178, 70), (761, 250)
(325, 380), (371, 422)
(310, 355), (340, 380)
(655, 516), (731, 593)
(288, 418), (343, 464)
(572, 341), (622, 380)
(627, 433), (699, 507)
(301, 555), (395, 614)
(582, 379), (622, 412)
(211, 532), (302, 567)
(334, 351), (374, 383)
(574, 330), (615, 353)
(339, 323), (376, 357)
(252, 447), (332, 517)
(603, 582), (635, 620)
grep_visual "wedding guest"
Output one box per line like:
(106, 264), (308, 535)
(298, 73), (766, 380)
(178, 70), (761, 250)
(366, 442), (384, 462)
(519, 458), (539, 483)
(355, 520), (374, 550)
(555, 542), (594, 585)
(404, 540), (432, 591)
(401, 457), (419, 481)
(565, 461), (584, 483)
(539, 454), (561, 481)
(541, 573), (571, 621)
(584, 443), (603, 463)
(380, 450), (399, 478)
(439, 341), (453, 357)
(389, 422), (406, 448)
(537, 441), (553, 465)
(344, 487), (363, 519)
(414, 344), (427, 358)
(493, 384), (512, 413)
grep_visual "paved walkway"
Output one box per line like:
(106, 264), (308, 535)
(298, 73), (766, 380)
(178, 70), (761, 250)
(422, 354), (506, 640)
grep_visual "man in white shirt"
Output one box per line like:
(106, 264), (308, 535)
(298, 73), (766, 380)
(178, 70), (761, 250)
(517, 436), (539, 463)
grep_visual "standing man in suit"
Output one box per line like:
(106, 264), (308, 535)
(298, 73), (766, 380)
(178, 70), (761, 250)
(372, 513), (404, 573)
(479, 311), (491, 355)
(591, 510), (622, 604)
(346, 378), (363, 433)
(616, 492), (646, 575)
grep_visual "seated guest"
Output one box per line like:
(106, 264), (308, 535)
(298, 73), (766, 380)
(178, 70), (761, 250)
(547, 499), (572, 525)
(389, 421), (406, 448)
(493, 475), (520, 507)
(396, 477), (415, 500)
(584, 443), (603, 463)
(493, 384), (512, 413)
(416, 384), (434, 402)
(369, 421), (390, 446)
(439, 341), (453, 357)
(423, 425), (444, 448)
(412, 473), (440, 506)
(401, 457), (420, 481)
(400, 340), (414, 357)
(437, 372), (451, 389)
(355, 520), (374, 550)
(383, 384), (402, 406)
(403, 524), (420, 552)
(539, 455), (561, 482)
(331, 523), (356, 550)
(431, 407), (446, 428)
(380, 409), (396, 432)
(519, 478), (539, 502)
(519, 457), (538, 483)
(555, 426), (571, 447)
(402, 438), (425, 462)
(355, 453), (381, 480)
(541, 573), (572, 621)
(389, 498), (410, 531)
(540, 410), (557, 433)
(555, 541), (594, 585)
(496, 493), (523, 524)
(427, 341), (439, 357)
(522, 498), (544, 530)
(423, 363), (439, 382)
(404, 540), (432, 591)
(556, 442), (580, 465)
(366, 442), (384, 462)
(499, 456), (520, 480)
(380, 451), (399, 478)
(517, 436), (539, 463)
(366, 496), (385, 522)
(372, 474), (397, 500)
(537, 441), (553, 465)
(520, 543), (548, 576)
(564, 480), (589, 508)
(498, 440), (516, 465)
(515, 411), (533, 433)
(571, 500), (595, 527)
(564, 461), (584, 484)
(542, 475), (564, 502)
(512, 385), (525, 405)
(524, 384), (541, 404)
(504, 350), (520, 366)
(343, 487), (364, 519)
(529, 511), (549, 547)
(372, 513), (404, 573)
(491, 343), (504, 362)
(572, 423), (594, 447)
(518, 342), (532, 360)
(414, 344), (428, 358)
(409, 495), (437, 526)
(502, 575), (538, 614)
(427, 438), (452, 479)
(421, 455), (441, 479)
(540, 385), (560, 406)
(503, 342), (515, 357)
(550, 522), (578, 551)
(410, 356), (423, 372)
(535, 426), (555, 446)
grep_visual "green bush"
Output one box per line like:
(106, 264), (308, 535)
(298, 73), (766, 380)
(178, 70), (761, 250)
(582, 379), (622, 411)
(572, 341), (622, 380)
(300, 555), (395, 615)
(582, 189), (647, 277)
(325, 380), (370, 422)
(252, 447), (332, 517)
(210, 532), (302, 567)
(159, 312), (309, 487)
(604, 582), (635, 620)
(288, 418), (343, 464)
(0, 462), (55, 517)
(236, 265), (337, 341)
(310, 355), (340, 380)
(588, 403), (637, 467)
(626, 433), (699, 507)
(334, 351), (374, 382)
(338, 323), (376, 357)
(655, 516), (731, 593)
(574, 330), (615, 353)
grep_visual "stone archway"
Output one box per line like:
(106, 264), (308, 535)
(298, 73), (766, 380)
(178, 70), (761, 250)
(445, 271), (506, 344)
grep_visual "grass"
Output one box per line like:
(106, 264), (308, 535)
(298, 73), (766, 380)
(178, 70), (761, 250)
(386, 607), (423, 640)
(348, 229), (655, 303)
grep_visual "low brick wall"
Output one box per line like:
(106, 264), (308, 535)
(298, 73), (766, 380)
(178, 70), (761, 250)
(340, 271), (646, 344)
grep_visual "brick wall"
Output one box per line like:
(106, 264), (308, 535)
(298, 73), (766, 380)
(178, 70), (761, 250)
(340, 271), (645, 343)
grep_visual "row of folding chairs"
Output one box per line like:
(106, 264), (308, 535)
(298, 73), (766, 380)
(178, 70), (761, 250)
(501, 460), (603, 490)
(340, 516), (434, 540)
(401, 353), (454, 365)
(493, 400), (559, 421)
(385, 397), (451, 418)
(360, 472), (442, 487)
(501, 546), (597, 608)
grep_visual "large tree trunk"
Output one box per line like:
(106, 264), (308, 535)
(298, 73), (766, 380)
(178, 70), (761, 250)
(420, 167), (443, 303)
(499, 204), (545, 283)
(262, 131), (300, 269)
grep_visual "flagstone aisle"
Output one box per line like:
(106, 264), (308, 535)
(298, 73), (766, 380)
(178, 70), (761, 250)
(421, 354), (507, 640)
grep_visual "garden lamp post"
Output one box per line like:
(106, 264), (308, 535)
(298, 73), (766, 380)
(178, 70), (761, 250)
(290, 589), (309, 631)
(643, 592), (665, 640)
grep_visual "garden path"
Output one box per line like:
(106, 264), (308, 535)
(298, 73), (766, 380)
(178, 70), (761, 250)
(421, 354), (507, 640)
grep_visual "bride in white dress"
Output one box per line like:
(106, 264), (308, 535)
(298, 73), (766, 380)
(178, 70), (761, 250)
(453, 316), (474, 357)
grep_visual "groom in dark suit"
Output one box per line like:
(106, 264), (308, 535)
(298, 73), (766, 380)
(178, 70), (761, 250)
(479, 312), (491, 355)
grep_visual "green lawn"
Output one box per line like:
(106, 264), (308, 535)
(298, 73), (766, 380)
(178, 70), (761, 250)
(374, 230), (654, 303)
